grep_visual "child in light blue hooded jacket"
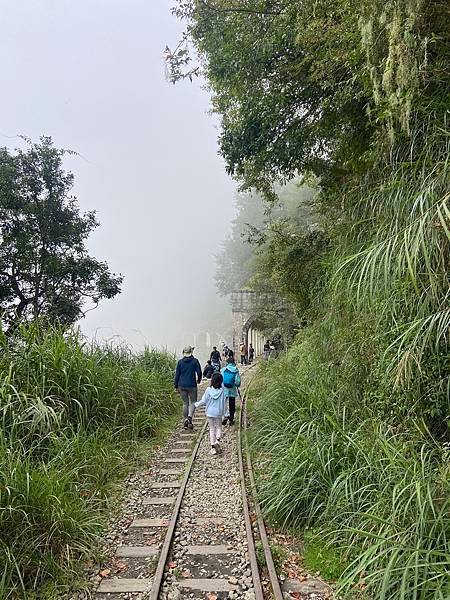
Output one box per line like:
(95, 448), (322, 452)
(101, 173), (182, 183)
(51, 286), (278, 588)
(221, 356), (241, 426)
(195, 372), (225, 455)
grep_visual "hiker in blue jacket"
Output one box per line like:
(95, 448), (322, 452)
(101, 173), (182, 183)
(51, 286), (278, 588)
(221, 356), (241, 426)
(174, 345), (202, 429)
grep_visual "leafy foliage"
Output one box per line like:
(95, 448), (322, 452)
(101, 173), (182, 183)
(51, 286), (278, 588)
(0, 322), (177, 598)
(170, 0), (450, 597)
(215, 189), (267, 295)
(168, 0), (373, 194)
(336, 126), (450, 390)
(216, 180), (321, 341)
(252, 341), (450, 600)
(0, 137), (122, 331)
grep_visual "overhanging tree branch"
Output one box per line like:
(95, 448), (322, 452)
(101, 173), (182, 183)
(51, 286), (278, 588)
(197, 0), (287, 16)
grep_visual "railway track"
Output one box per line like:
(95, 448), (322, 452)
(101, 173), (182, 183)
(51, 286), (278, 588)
(94, 365), (282, 600)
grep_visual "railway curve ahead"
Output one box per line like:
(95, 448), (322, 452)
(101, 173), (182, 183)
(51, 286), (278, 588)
(93, 364), (281, 600)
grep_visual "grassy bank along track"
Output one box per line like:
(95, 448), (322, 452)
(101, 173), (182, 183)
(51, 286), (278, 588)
(0, 323), (177, 600)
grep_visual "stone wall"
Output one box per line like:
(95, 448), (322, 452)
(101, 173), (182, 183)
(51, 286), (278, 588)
(230, 290), (266, 357)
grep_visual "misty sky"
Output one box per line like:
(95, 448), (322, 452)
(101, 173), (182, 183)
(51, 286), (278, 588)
(0, 0), (236, 352)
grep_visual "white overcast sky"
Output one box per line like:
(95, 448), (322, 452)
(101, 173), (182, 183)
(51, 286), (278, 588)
(0, 0), (235, 352)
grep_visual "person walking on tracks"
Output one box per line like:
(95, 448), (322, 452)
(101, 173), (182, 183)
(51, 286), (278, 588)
(195, 371), (225, 455)
(210, 346), (221, 372)
(248, 343), (255, 364)
(174, 345), (202, 430)
(239, 341), (248, 365)
(203, 359), (214, 379)
(221, 356), (241, 426)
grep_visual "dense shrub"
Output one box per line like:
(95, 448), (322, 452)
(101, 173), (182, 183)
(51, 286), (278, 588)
(0, 323), (177, 598)
(251, 320), (449, 600)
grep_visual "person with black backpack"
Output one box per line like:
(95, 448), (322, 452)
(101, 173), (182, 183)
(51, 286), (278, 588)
(203, 360), (214, 379)
(221, 356), (241, 426)
(210, 346), (221, 372)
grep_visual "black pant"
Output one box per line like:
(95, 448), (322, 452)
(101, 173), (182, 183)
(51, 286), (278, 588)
(228, 397), (236, 423)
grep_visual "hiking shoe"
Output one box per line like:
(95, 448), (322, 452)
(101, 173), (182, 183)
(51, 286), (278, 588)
(222, 417), (229, 426)
(183, 419), (189, 429)
(187, 417), (194, 430)
(214, 442), (221, 454)
(211, 447), (217, 456)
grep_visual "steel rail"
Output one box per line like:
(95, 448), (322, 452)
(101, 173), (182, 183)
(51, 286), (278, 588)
(151, 365), (269, 600)
(149, 417), (208, 600)
(238, 380), (265, 600)
(242, 392), (284, 600)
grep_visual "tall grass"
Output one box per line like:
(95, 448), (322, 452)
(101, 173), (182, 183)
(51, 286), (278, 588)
(251, 342), (449, 599)
(250, 118), (449, 596)
(0, 322), (178, 599)
(337, 122), (449, 392)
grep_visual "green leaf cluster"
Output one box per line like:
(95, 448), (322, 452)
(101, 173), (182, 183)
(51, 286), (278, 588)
(0, 137), (123, 332)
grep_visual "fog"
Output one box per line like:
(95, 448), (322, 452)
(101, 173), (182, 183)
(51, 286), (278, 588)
(0, 0), (235, 360)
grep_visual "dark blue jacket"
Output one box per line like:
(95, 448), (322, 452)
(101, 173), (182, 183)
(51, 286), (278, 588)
(174, 356), (202, 389)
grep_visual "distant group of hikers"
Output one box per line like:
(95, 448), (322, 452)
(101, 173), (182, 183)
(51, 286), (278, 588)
(203, 342), (255, 373)
(174, 340), (275, 455)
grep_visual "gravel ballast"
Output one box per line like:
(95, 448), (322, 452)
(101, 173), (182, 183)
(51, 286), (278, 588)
(161, 415), (255, 600)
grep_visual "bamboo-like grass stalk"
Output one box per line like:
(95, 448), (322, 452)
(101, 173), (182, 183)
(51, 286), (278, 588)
(250, 312), (449, 599)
